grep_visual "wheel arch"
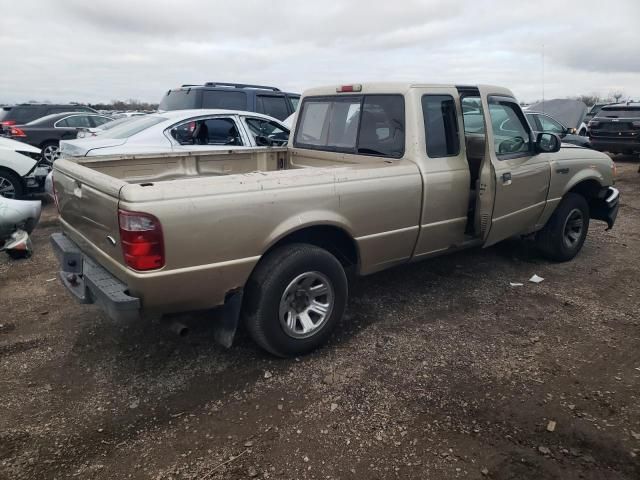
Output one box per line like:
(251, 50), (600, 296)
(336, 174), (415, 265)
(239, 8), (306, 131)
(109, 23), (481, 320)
(261, 223), (360, 273)
(39, 139), (59, 149)
(0, 166), (27, 198)
(0, 166), (27, 185)
(567, 178), (603, 200)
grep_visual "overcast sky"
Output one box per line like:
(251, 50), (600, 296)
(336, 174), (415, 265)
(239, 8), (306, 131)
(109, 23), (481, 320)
(1, 0), (639, 105)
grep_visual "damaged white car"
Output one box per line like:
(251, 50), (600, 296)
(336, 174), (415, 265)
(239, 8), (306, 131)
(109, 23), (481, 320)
(0, 136), (50, 198)
(0, 195), (41, 258)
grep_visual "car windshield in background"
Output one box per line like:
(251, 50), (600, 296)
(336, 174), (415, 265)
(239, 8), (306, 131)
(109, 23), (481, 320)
(158, 89), (198, 111)
(596, 107), (640, 118)
(294, 95), (405, 158)
(101, 116), (167, 139)
(99, 117), (136, 130)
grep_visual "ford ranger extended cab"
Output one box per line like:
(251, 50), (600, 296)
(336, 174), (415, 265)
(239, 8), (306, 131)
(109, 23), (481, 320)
(50, 83), (619, 357)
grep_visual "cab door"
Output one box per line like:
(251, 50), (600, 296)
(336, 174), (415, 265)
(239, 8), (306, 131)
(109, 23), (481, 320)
(477, 88), (551, 246)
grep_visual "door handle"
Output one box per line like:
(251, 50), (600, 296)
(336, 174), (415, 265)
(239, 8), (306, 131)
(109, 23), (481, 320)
(502, 172), (512, 185)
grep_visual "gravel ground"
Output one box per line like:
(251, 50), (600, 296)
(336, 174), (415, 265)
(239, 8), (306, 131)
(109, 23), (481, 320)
(1, 157), (639, 480)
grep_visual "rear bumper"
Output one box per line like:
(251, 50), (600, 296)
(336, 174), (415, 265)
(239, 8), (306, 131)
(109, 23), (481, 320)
(50, 232), (141, 321)
(589, 138), (640, 153)
(591, 187), (620, 230)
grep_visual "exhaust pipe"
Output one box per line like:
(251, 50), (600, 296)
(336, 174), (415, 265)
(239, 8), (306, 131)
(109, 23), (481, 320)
(169, 321), (189, 337)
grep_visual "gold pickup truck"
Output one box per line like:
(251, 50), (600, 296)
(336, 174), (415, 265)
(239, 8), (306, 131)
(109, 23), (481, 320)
(51, 83), (619, 356)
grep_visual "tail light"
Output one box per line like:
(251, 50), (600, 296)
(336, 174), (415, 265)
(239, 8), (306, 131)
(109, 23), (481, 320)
(587, 120), (599, 128)
(0, 120), (16, 127)
(8, 127), (26, 137)
(118, 210), (165, 271)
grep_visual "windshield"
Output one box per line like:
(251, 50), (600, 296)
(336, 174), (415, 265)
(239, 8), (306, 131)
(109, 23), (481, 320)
(100, 115), (167, 139)
(159, 89), (198, 111)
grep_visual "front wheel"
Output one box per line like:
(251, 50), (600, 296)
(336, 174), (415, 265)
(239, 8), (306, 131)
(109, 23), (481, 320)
(41, 141), (60, 164)
(243, 244), (348, 357)
(0, 169), (24, 199)
(536, 193), (590, 262)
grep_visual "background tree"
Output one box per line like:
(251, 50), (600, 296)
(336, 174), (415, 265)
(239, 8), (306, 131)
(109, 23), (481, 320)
(609, 91), (625, 103)
(573, 94), (601, 106)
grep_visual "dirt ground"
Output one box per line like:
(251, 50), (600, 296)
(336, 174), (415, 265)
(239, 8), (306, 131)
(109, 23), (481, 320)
(1, 157), (639, 480)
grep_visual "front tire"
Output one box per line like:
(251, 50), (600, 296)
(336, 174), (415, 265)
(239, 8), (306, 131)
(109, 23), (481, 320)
(536, 193), (590, 261)
(0, 169), (25, 199)
(243, 244), (348, 357)
(41, 141), (60, 164)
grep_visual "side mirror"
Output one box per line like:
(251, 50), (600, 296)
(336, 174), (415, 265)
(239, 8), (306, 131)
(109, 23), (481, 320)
(535, 132), (561, 153)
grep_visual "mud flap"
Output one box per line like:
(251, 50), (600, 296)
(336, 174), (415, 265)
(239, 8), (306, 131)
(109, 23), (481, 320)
(590, 187), (620, 230)
(211, 291), (244, 348)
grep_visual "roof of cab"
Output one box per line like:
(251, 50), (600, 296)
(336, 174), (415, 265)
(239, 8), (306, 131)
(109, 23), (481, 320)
(301, 82), (514, 98)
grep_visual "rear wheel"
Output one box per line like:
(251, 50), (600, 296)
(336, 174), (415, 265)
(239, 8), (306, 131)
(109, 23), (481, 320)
(536, 193), (590, 261)
(41, 141), (60, 164)
(243, 244), (348, 357)
(0, 169), (24, 199)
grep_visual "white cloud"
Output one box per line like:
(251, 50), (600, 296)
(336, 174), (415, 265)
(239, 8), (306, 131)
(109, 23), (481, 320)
(0, 0), (639, 104)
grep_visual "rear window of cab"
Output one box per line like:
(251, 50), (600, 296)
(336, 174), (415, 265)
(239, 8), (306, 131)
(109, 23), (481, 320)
(294, 95), (405, 159)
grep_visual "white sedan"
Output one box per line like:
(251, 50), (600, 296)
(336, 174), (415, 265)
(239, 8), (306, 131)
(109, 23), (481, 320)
(60, 109), (289, 157)
(0, 136), (49, 198)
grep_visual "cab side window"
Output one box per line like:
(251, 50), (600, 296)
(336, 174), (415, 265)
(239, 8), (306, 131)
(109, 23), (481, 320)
(488, 100), (531, 157)
(422, 95), (460, 157)
(461, 97), (484, 134)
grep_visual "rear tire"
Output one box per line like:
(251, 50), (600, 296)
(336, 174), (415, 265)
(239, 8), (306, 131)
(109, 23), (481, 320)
(536, 193), (590, 262)
(243, 244), (348, 357)
(0, 169), (24, 199)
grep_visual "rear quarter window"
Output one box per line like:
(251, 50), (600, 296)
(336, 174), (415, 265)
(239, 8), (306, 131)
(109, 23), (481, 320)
(294, 94), (405, 159)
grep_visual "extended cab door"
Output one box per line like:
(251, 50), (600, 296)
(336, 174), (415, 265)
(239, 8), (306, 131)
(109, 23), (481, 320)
(478, 88), (551, 246)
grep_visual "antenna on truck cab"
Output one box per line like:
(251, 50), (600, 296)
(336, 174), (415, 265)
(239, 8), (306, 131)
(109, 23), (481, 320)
(541, 43), (545, 113)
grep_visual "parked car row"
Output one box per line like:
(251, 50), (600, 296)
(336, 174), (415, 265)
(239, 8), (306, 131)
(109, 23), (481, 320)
(3, 83), (636, 203)
(0, 82), (302, 199)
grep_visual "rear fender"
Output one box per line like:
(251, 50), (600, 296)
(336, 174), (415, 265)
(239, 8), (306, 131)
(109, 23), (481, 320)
(263, 211), (356, 254)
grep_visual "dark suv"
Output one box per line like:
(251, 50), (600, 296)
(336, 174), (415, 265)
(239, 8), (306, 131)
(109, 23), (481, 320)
(588, 103), (640, 154)
(158, 82), (300, 121)
(0, 104), (97, 129)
